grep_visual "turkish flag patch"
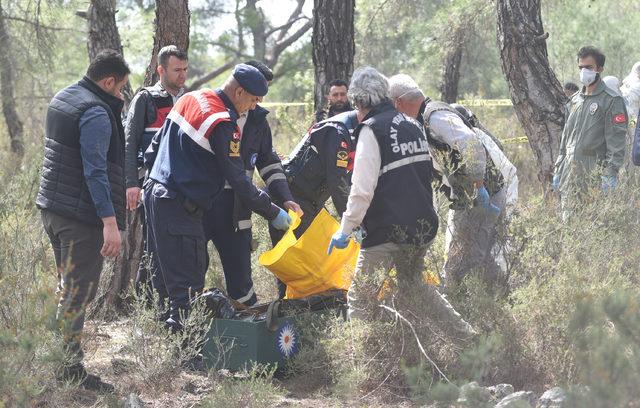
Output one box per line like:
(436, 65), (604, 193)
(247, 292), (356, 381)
(613, 113), (627, 124)
(341, 141), (348, 148)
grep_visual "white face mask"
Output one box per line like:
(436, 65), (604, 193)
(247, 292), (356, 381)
(580, 68), (598, 86)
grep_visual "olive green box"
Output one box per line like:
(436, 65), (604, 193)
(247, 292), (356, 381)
(202, 315), (301, 371)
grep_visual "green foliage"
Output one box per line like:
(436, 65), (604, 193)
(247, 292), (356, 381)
(402, 361), (460, 405)
(0, 148), (65, 406)
(200, 364), (284, 408)
(123, 288), (212, 384)
(543, 0), (640, 84)
(566, 290), (640, 407)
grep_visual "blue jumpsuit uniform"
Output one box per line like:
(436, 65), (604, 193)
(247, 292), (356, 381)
(202, 105), (293, 306)
(144, 89), (280, 328)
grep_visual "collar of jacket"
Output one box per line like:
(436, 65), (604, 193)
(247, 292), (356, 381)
(152, 80), (186, 98)
(78, 76), (124, 117)
(248, 104), (269, 123)
(215, 88), (240, 121)
(581, 78), (606, 97)
(362, 98), (394, 121)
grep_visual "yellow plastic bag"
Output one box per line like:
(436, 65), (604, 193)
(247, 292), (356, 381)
(259, 209), (359, 299)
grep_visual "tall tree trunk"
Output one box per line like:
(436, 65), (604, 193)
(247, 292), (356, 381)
(312, 0), (355, 111)
(245, 0), (267, 62)
(496, 0), (566, 189)
(78, 0), (133, 103)
(0, 1), (24, 157)
(94, 0), (191, 312)
(143, 0), (190, 85)
(440, 27), (465, 104)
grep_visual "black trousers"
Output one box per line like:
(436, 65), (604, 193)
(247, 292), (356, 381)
(202, 190), (257, 306)
(41, 209), (105, 364)
(144, 182), (207, 328)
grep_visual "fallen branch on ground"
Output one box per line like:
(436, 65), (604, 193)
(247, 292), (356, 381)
(379, 304), (451, 383)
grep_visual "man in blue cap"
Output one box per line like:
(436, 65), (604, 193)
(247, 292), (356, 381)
(144, 63), (292, 331)
(202, 60), (301, 306)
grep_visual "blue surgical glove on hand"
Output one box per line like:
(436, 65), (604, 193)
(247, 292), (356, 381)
(327, 231), (350, 255)
(551, 174), (560, 191)
(270, 208), (292, 231)
(601, 175), (618, 194)
(476, 186), (501, 216)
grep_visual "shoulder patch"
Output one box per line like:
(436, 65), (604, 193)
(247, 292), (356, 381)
(613, 113), (627, 124)
(337, 150), (348, 160)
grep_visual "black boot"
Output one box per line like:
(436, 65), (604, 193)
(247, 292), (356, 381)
(57, 363), (115, 393)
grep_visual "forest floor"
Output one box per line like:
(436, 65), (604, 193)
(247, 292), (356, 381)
(74, 319), (401, 408)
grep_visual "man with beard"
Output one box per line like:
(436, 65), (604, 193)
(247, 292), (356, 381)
(37, 50), (130, 391)
(314, 79), (352, 123)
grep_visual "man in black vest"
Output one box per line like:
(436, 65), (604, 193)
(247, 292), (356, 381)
(36, 50), (130, 391)
(328, 67), (476, 342)
(124, 45), (188, 299)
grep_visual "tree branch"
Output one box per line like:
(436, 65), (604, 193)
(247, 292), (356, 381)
(4, 15), (78, 32)
(187, 59), (236, 91)
(209, 40), (246, 57)
(379, 304), (451, 383)
(265, 15), (305, 39)
(266, 18), (312, 67)
(274, 0), (306, 42)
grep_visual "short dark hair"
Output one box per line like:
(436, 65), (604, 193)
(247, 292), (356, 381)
(564, 81), (579, 93)
(86, 49), (131, 82)
(329, 79), (348, 89)
(577, 46), (606, 67)
(158, 45), (188, 68)
(244, 59), (273, 82)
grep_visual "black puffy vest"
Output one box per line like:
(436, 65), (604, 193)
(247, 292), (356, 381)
(36, 77), (126, 230)
(357, 100), (439, 248)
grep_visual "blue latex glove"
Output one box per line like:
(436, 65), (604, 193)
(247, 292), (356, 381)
(601, 175), (618, 194)
(551, 174), (560, 191)
(270, 208), (292, 231)
(476, 186), (501, 216)
(327, 231), (350, 255)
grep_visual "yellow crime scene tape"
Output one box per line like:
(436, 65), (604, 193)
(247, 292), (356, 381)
(262, 99), (515, 108)
(458, 98), (514, 107)
(260, 102), (310, 108)
(501, 136), (529, 144)
(262, 99), (529, 143)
